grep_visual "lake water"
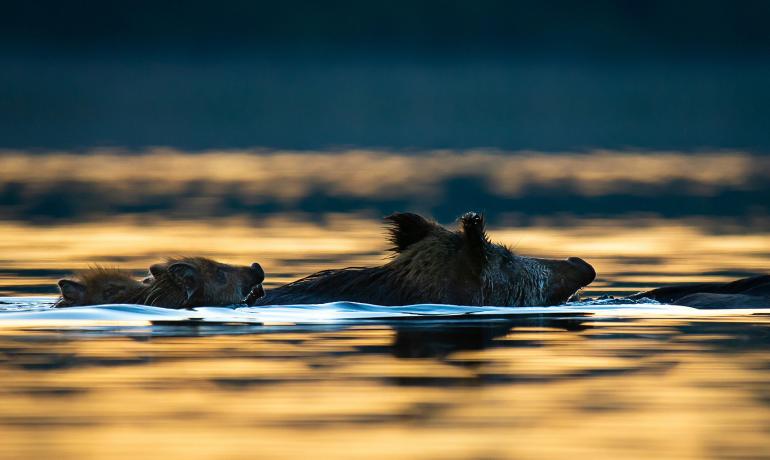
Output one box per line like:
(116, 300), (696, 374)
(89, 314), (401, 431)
(0, 149), (769, 458)
(0, 304), (768, 459)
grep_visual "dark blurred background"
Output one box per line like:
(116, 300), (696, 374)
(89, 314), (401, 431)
(2, 0), (770, 296)
(2, 0), (770, 226)
(2, 0), (770, 152)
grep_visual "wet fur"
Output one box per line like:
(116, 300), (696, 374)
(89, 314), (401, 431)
(631, 274), (770, 308)
(57, 257), (264, 309)
(257, 212), (594, 307)
(55, 267), (146, 307)
(143, 257), (263, 308)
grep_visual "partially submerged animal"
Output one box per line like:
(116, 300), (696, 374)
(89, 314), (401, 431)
(56, 257), (265, 308)
(256, 212), (596, 307)
(56, 267), (146, 307)
(631, 274), (770, 308)
(143, 257), (265, 308)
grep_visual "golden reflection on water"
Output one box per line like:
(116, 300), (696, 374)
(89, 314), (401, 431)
(0, 318), (768, 459)
(1, 216), (769, 296)
(1, 149), (767, 198)
(2, 148), (768, 296)
(1, 148), (769, 458)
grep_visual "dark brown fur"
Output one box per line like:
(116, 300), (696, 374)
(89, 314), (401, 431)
(256, 212), (595, 307)
(630, 274), (770, 308)
(143, 257), (265, 308)
(56, 258), (265, 309)
(55, 267), (146, 307)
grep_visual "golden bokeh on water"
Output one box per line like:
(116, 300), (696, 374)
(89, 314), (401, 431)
(1, 215), (769, 297)
(0, 149), (769, 459)
(0, 318), (768, 459)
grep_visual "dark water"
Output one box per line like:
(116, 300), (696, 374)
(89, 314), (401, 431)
(5, 0), (770, 152)
(3, 57), (770, 152)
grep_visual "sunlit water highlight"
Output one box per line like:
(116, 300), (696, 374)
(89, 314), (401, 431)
(2, 215), (770, 298)
(1, 149), (769, 458)
(0, 218), (768, 459)
(0, 306), (768, 459)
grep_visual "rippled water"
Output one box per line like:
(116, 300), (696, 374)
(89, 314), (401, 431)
(1, 150), (769, 458)
(0, 311), (768, 459)
(0, 218), (769, 459)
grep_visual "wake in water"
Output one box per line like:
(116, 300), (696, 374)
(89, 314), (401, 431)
(0, 296), (765, 328)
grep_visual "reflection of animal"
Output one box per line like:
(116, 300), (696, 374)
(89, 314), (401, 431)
(392, 319), (588, 359)
(631, 275), (770, 308)
(56, 257), (265, 309)
(56, 267), (145, 308)
(256, 212), (595, 306)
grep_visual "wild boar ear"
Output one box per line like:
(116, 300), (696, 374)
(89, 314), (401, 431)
(459, 212), (488, 245)
(459, 212), (488, 273)
(149, 263), (166, 278)
(384, 212), (435, 252)
(58, 279), (86, 303)
(167, 262), (202, 301)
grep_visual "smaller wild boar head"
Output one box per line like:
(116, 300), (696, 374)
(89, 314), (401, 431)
(144, 257), (265, 308)
(56, 267), (145, 307)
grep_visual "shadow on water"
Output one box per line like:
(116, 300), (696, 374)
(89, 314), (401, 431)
(390, 319), (589, 359)
(2, 315), (767, 376)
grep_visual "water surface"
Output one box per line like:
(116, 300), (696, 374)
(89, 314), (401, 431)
(1, 149), (769, 458)
(0, 312), (768, 459)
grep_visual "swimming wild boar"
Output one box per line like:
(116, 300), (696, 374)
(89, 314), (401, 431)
(630, 274), (770, 308)
(144, 257), (265, 308)
(56, 257), (265, 308)
(56, 267), (145, 307)
(256, 212), (595, 307)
